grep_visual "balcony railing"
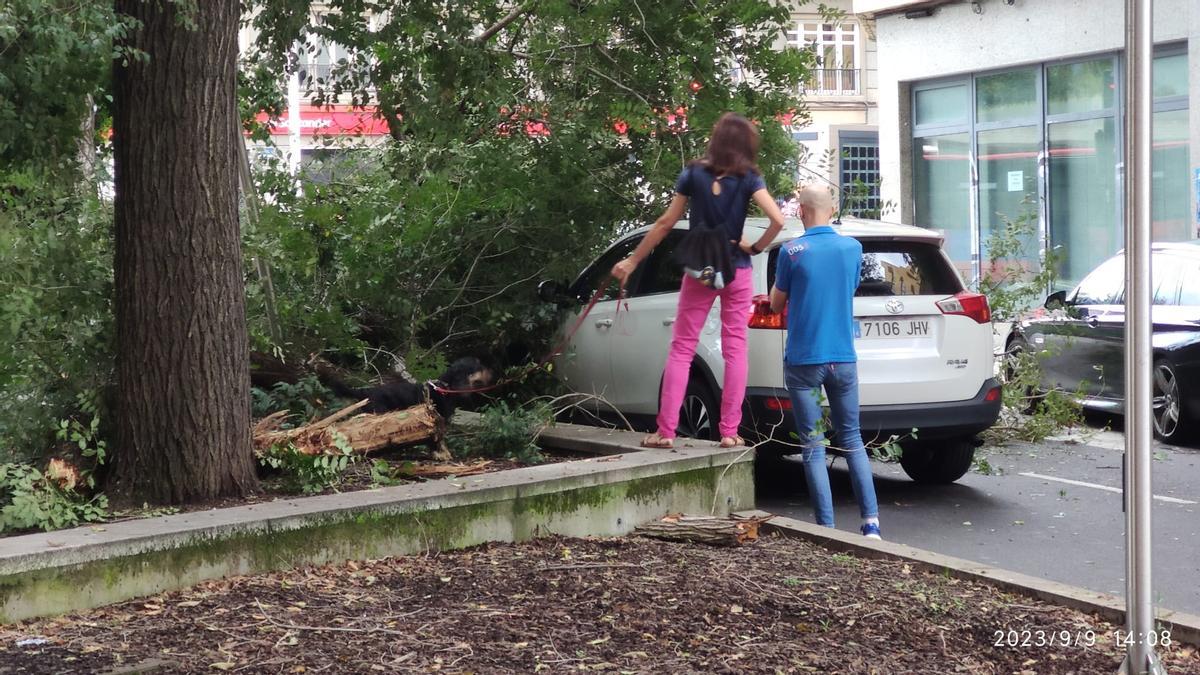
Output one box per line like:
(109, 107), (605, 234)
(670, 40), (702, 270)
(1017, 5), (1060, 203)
(803, 68), (862, 96)
(299, 62), (333, 84)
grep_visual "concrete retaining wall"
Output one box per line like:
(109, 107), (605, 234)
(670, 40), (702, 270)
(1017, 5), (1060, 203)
(0, 428), (753, 622)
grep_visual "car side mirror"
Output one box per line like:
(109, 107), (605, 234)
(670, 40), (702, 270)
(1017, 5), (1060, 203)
(1044, 290), (1068, 310)
(537, 279), (575, 307)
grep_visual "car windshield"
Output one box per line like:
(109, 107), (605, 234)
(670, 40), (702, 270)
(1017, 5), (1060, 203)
(767, 239), (963, 296)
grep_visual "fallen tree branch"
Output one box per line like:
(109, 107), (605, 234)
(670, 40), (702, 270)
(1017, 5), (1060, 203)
(635, 514), (773, 547)
(398, 461), (494, 479)
(253, 401), (447, 459)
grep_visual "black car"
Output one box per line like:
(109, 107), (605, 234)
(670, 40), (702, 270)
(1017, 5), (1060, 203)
(1011, 242), (1200, 443)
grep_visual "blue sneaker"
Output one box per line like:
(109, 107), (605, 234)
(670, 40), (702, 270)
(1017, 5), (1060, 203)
(860, 522), (882, 540)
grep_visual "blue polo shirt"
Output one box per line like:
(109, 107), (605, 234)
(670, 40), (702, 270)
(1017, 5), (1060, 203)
(773, 225), (861, 365)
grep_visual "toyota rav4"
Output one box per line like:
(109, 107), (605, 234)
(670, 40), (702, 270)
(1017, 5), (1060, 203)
(540, 217), (1002, 484)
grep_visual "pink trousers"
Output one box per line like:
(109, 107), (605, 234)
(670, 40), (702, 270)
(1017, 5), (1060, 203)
(655, 269), (754, 439)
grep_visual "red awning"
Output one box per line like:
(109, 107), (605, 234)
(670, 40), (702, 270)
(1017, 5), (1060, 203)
(250, 105), (390, 137)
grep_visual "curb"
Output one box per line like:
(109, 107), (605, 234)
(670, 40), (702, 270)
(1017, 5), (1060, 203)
(736, 509), (1200, 647)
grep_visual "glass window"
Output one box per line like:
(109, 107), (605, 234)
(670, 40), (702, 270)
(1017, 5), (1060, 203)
(572, 237), (641, 302)
(1152, 108), (1191, 241)
(911, 51), (1191, 293)
(915, 85), (968, 127)
(636, 231), (685, 296)
(977, 125), (1040, 274)
(791, 20), (858, 95)
(767, 241), (962, 296)
(1047, 58), (1116, 115)
(840, 141), (881, 217)
(1048, 117), (1118, 289)
(1179, 262), (1200, 306)
(857, 242), (963, 296)
(1071, 255), (1124, 305)
(976, 69), (1038, 123)
(914, 133), (971, 276)
(1153, 53), (1188, 99)
(1151, 254), (1185, 305)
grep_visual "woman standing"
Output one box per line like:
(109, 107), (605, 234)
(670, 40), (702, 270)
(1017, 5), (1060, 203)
(611, 113), (786, 449)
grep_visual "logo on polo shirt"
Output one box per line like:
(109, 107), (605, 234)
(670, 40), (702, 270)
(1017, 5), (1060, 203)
(785, 241), (806, 256)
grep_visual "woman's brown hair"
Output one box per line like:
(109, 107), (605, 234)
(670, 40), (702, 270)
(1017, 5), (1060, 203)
(696, 112), (760, 176)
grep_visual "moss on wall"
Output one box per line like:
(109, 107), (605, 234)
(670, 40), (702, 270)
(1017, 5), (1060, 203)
(0, 457), (754, 623)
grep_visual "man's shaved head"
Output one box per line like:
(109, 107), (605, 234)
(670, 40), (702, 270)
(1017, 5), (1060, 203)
(796, 184), (835, 210)
(796, 184), (836, 228)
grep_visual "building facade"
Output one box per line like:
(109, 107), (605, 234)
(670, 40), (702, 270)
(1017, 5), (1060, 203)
(782, 1), (881, 214)
(238, 18), (390, 179)
(855, 0), (1197, 288)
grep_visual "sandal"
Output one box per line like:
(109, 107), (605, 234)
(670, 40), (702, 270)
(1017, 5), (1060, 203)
(641, 433), (674, 449)
(719, 436), (746, 448)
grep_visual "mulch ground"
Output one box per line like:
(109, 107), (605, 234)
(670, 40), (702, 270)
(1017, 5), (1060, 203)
(3, 534), (1197, 675)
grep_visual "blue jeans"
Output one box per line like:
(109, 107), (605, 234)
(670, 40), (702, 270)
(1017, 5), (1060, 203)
(785, 363), (879, 527)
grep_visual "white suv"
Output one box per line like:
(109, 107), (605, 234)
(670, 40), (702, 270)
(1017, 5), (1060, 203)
(539, 217), (1001, 484)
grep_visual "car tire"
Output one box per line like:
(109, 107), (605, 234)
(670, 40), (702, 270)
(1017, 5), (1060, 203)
(1003, 335), (1038, 414)
(1152, 358), (1192, 444)
(676, 377), (719, 442)
(899, 438), (976, 484)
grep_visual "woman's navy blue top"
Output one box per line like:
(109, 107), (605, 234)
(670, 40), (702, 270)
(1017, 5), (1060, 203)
(674, 164), (767, 269)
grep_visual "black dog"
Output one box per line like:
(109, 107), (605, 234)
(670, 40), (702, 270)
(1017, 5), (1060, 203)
(321, 357), (494, 421)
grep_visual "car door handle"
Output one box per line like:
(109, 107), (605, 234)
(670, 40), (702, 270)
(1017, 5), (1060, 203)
(662, 317), (676, 326)
(595, 319), (613, 328)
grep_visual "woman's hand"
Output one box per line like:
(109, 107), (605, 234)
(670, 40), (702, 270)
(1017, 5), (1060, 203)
(611, 256), (638, 284)
(738, 239), (758, 255)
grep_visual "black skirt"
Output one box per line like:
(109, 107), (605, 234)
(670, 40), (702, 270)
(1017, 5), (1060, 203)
(671, 226), (736, 289)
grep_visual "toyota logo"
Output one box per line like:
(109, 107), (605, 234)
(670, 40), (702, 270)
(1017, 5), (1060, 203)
(885, 299), (904, 314)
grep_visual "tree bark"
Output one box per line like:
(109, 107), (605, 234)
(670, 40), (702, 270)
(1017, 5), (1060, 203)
(110, 0), (257, 504)
(635, 514), (772, 546)
(76, 94), (96, 191)
(252, 400), (448, 459)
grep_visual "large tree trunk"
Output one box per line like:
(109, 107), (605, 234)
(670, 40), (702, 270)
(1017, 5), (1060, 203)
(110, 0), (257, 504)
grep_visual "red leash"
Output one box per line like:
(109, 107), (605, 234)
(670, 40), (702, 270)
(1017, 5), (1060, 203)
(429, 276), (625, 396)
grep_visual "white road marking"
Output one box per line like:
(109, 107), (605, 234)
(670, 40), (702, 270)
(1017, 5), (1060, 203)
(1019, 472), (1197, 505)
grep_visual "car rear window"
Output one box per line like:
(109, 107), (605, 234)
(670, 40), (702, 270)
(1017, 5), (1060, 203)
(768, 240), (962, 297)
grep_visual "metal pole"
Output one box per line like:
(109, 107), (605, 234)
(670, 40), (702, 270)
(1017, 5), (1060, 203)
(1120, 0), (1165, 673)
(287, 46), (302, 177)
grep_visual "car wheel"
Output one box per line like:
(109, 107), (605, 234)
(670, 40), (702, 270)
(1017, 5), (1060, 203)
(899, 438), (976, 484)
(677, 378), (719, 441)
(1152, 358), (1192, 444)
(1003, 335), (1038, 414)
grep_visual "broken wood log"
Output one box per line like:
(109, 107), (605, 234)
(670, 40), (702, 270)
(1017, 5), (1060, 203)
(252, 400), (448, 460)
(634, 513), (773, 546)
(397, 460), (494, 479)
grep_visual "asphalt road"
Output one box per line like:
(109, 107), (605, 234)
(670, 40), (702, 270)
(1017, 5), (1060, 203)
(757, 420), (1200, 616)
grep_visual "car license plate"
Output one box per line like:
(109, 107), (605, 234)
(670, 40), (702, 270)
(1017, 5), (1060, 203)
(855, 318), (932, 339)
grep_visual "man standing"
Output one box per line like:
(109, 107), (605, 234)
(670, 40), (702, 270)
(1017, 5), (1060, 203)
(770, 185), (881, 539)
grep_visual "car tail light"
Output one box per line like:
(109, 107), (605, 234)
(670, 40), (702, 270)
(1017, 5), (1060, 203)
(984, 385), (1001, 402)
(749, 294), (786, 329)
(764, 396), (792, 410)
(936, 291), (991, 324)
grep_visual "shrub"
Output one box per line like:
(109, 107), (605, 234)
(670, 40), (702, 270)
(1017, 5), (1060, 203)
(258, 433), (356, 494)
(0, 170), (115, 463)
(449, 401), (553, 464)
(0, 462), (109, 534)
(979, 205), (1084, 443)
(251, 375), (340, 426)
